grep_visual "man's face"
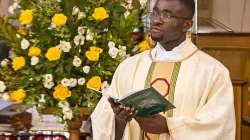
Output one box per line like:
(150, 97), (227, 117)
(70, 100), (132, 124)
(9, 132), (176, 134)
(150, 0), (192, 43)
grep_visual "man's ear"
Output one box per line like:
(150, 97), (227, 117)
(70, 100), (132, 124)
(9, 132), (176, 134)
(182, 20), (193, 32)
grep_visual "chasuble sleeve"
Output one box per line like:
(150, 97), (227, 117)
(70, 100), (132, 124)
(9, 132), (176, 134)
(91, 59), (133, 140)
(167, 69), (236, 140)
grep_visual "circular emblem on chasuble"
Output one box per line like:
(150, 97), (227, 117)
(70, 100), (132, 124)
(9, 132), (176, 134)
(150, 78), (170, 97)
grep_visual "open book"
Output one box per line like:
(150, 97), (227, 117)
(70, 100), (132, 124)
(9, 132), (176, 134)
(90, 87), (175, 116)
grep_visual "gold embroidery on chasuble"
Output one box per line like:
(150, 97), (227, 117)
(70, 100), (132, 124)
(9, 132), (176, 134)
(140, 61), (181, 140)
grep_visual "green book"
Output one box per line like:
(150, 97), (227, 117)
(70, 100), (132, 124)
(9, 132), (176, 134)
(90, 87), (175, 116)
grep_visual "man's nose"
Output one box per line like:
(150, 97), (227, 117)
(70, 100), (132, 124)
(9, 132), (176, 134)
(152, 16), (163, 24)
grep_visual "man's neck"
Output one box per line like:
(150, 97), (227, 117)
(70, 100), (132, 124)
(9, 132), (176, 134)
(160, 36), (186, 51)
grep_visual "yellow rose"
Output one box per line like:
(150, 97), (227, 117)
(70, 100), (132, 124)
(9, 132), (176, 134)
(52, 14), (67, 26)
(12, 57), (25, 71)
(92, 7), (109, 21)
(87, 76), (102, 91)
(86, 51), (100, 61)
(53, 84), (71, 100)
(19, 10), (33, 25)
(138, 40), (151, 52)
(18, 27), (28, 36)
(28, 46), (41, 56)
(45, 47), (61, 61)
(90, 46), (103, 53)
(10, 89), (26, 103)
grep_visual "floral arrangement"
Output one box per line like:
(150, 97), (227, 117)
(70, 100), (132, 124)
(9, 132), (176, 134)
(0, 0), (150, 124)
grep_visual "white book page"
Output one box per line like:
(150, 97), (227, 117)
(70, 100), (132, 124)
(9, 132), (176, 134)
(89, 88), (118, 100)
(89, 87), (151, 102)
(119, 88), (149, 100)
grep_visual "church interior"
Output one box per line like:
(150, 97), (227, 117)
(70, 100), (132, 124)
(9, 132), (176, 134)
(0, 0), (250, 140)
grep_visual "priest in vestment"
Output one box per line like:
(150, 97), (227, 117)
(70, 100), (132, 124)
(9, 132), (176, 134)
(91, 0), (236, 139)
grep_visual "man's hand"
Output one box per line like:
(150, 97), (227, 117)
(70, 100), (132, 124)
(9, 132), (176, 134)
(9, 112), (32, 131)
(108, 98), (137, 140)
(108, 98), (138, 124)
(134, 114), (169, 134)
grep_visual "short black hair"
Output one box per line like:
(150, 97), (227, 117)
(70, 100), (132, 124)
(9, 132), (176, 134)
(179, 0), (195, 17)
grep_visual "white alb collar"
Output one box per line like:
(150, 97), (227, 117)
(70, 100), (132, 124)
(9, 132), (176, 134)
(155, 41), (185, 61)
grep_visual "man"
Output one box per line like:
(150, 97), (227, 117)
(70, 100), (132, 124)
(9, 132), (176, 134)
(91, 0), (236, 139)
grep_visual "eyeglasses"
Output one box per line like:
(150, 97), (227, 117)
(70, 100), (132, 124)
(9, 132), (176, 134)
(148, 11), (191, 23)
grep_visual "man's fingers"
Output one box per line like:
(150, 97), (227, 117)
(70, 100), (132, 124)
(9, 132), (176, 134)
(121, 107), (133, 119)
(113, 105), (123, 114)
(127, 110), (138, 121)
(108, 98), (119, 108)
(118, 108), (129, 118)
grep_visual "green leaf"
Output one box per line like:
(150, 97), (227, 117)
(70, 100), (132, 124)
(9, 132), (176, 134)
(113, 5), (127, 16)
(120, 17), (126, 29)
(65, 61), (73, 73)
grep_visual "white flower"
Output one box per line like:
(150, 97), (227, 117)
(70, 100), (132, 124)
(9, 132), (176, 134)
(78, 78), (86, 85)
(77, 12), (86, 20)
(55, 44), (63, 53)
(62, 107), (71, 113)
(8, 50), (16, 60)
(58, 101), (69, 108)
(73, 56), (82, 67)
(122, 3), (133, 10)
(8, 6), (15, 14)
(108, 46), (119, 58)
(124, 10), (130, 18)
(60, 41), (72, 52)
(82, 66), (90, 74)
(118, 49), (126, 57)
(126, 0), (133, 4)
(1, 59), (9, 67)
(2, 93), (9, 101)
(86, 35), (94, 41)
(56, 0), (61, 2)
(61, 78), (70, 87)
(108, 41), (116, 48)
(21, 38), (30, 50)
(69, 78), (77, 87)
(39, 94), (45, 103)
(63, 107), (73, 120)
(74, 35), (85, 46)
(0, 81), (6, 93)
(78, 26), (85, 35)
(13, 2), (21, 9)
(44, 82), (54, 89)
(31, 57), (39, 66)
(16, 34), (21, 38)
(43, 74), (53, 83)
(118, 45), (127, 57)
(101, 81), (110, 93)
(86, 29), (94, 41)
(132, 45), (138, 52)
(51, 23), (57, 28)
(118, 45), (127, 51)
(140, 0), (148, 9)
(72, 6), (80, 16)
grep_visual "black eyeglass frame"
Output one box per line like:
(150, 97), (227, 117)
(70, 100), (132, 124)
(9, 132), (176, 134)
(147, 11), (192, 22)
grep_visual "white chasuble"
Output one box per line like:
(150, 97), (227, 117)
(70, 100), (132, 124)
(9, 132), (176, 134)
(91, 39), (236, 140)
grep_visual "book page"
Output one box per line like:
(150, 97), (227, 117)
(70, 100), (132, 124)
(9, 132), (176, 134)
(119, 88), (151, 101)
(89, 88), (118, 100)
